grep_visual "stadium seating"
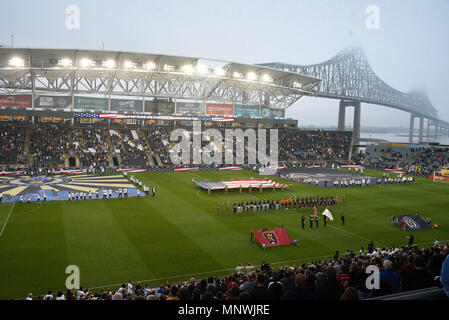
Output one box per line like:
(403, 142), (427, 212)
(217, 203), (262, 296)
(0, 121), (354, 169)
(22, 242), (448, 300)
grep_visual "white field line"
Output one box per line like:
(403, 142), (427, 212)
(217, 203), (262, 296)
(0, 202), (15, 240)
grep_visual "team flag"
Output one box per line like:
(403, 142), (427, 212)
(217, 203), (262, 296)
(252, 227), (294, 248)
(322, 208), (334, 221)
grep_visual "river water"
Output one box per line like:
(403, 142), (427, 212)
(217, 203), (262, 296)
(360, 132), (449, 145)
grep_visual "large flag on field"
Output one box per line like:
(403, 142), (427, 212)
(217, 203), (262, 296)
(322, 208), (334, 221)
(194, 179), (289, 190)
(252, 227), (294, 248)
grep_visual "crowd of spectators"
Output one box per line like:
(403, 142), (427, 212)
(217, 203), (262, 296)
(0, 121), (27, 165)
(76, 129), (110, 168)
(23, 241), (449, 300)
(117, 130), (149, 166)
(29, 123), (70, 168)
(278, 130), (352, 162)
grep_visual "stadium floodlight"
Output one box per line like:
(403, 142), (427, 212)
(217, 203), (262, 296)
(9, 57), (25, 68)
(143, 61), (156, 70)
(124, 60), (137, 69)
(214, 67), (226, 76)
(58, 58), (73, 67)
(102, 60), (116, 69)
(293, 81), (302, 89)
(247, 72), (257, 81)
(233, 71), (243, 78)
(196, 65), (209, 74)
(163, 64), (176, 72)
(262, 74), (273, 83)
(181, 64), (194, 74)
(80, 58), (95, 68)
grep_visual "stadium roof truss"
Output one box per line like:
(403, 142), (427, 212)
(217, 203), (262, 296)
(0, 48), (321, 109)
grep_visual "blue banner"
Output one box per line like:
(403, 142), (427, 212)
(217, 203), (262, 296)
(234, 104), (260, 117)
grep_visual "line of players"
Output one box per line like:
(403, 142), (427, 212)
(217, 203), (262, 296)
(228, 195), (338, 214)
(67, 188), (130, 201)
(333, 174), (414, 187)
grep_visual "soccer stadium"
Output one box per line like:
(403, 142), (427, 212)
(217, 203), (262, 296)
(0, 1), (448, 306)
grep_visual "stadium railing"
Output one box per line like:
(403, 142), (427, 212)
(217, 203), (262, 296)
(367, 287), (448, 300)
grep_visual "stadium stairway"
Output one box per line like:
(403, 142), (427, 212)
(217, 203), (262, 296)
(138, 130), (155, 166)
(104, 129), (118, 166)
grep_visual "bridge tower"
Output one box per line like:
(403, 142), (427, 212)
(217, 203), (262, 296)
(338, 99), (361, 145)
(409, 114), (426, 143)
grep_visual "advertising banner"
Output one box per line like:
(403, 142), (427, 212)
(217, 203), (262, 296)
(110, 99), (143, 112)
(261, 107), (270, 118)
(34, 95), (72, 109)
(206, 103), (233, 115)
(144, 101), (175, 114)
(176, 102), (202, 115)
(0, 95), (32, 108)
(157, 101), (175, 115)
(234, 104), (260, 117)
(270, 109), (284, 118)
(74, 96), (108, 111)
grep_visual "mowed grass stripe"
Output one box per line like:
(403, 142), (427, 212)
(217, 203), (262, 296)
(61, 199), (153, 291)
(104, 196), (222, 279)
(135, 172), (287, 267)
(0, 201), (68, 299)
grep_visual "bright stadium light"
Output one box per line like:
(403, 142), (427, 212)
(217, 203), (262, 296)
(196, 65), (209, 74)
(9, 57), (25, 68)
(214, 67), (226, 76)
(143, 61), (156, 70)
(123, 60), (137, 69)
(163, 64), (175, 72)
(102, 60), (116, 69)
(247, 72), (257, 81)
(293, 81), (302, 89)
(58, 58), (73, 67)
(233, 71), (243, 78)
(80, 58), (95, 68)
(262, 74), (273, 83)
(181, 64), (194, 74)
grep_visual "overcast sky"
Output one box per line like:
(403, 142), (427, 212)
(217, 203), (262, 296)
(1, 0), (448, 128)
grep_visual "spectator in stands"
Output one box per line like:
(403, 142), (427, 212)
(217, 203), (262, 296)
(316, 266), (344, 300)
(379, 259), (400, 293)
(250, 274), (271, 300)
(402, 255), (434, 291)
(281, 273), (316, 300)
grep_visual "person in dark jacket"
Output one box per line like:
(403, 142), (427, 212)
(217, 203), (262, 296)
(426, 247), (445, 278)
(281, 273), (315, 300)
(402, 255), (434, 291)
(317, 267), (344, 300)
(250, 274), (271, 300)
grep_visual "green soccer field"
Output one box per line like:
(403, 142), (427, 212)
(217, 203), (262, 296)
(0, 169), (448, 299)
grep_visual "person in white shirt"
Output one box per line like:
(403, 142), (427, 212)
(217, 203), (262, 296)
(44, 290), (53, 300)
(109, 189), (112, 198)
(56, 291), (66, 300)
(26, 293), (32, 300)
(127, 281), (133, 295)
(434, 239), (440, 248)
(77, 287), (85, 299)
